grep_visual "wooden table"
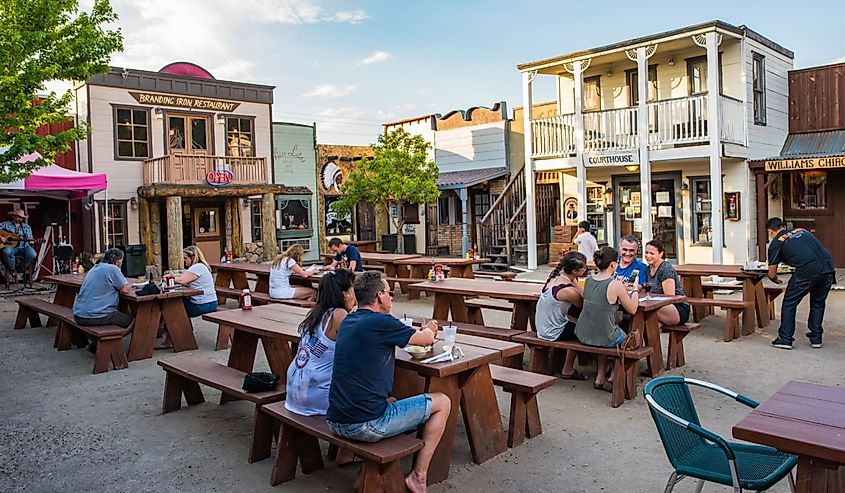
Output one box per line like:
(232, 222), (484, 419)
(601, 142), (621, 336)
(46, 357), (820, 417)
(44, 274), (200, 361)
(211, 261), (321, 300)
(410, 278), (540, 331)
(394, 256), (491, 300)
(349, 240), (378, 252)
(206, 304), (507, 485)
(675, 264), (769, 335)
(733, 381), (845, 493)
(632, 295), (686, 377)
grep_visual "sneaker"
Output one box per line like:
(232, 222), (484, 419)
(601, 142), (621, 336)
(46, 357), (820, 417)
(771, 339), (793, 350)
(811, 341), (822, 349)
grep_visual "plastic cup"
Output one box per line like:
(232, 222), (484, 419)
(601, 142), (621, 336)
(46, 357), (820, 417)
(442, 324), (457, 351)
(399, 317), (414, 327)
(712, 275), (722, 284)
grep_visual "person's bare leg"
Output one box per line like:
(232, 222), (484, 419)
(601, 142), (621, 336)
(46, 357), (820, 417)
(405, 393), (450, 493)
(656, 305), (680, 326)
(561, 350), (578, 376)
(595, 356), (608, 386)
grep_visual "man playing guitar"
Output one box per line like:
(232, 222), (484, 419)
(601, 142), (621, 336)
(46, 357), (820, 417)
(0, 209), (37, 274)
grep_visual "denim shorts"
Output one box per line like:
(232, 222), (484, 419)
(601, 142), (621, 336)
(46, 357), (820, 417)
(327, 394), (432, 443)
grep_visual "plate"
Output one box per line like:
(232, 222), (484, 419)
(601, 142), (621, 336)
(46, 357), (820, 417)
(403, 345), (433, 359)
(132, 281), (149, 288)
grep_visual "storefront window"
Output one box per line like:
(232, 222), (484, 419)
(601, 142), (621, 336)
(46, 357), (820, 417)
(195, 208), (218, 237)
(99, 201), (126, 249)
(691, 177), (712, 244)
(251, 199), (263, 240)
(114, 107), (150, 159)
(226, 117), (255, 157)
(790, 171), (827, 210)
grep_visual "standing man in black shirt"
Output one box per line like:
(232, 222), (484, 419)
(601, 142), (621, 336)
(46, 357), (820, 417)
(765, 217), (835, 350)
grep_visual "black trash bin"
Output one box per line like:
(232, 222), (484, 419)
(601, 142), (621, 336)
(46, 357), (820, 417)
(380, 234), (417, 254)
(122, 244), (147, 278)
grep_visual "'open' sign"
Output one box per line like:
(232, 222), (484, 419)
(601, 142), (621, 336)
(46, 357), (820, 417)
(206, 169), (234, 186)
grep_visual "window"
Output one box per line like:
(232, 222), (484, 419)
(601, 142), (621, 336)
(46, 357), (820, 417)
(790, 171), (827, 210)
(752, 53), (767, 125)
(438, 195), (451, 225)
(99, 201), (127, 250)
(691, 177), (712, 244)
(626, 65), (658, 105)
(473, 192), (491, 219)
(226, 117), (255, 157)
(114, 107), (150, 159)
(402, 202), (420, 224)
(583, 76), (602, 111)
(686, 55), (723, 95)
(251, 199), (263, 240)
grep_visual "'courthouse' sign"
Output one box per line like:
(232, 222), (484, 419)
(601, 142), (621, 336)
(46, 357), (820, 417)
(764, 156), (845, 171)
(583, 150), (640, 167)
(129, 92), (241, 112)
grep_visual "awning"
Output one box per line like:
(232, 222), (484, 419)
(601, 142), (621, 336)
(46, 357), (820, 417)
(754, 130), (845, 172)
(436, 167), (509, 190)
(1, 153), (108, 199)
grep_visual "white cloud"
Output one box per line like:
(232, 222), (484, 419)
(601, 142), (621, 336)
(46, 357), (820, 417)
(832, 56), (845, 64)
(359, 51), (393, 65)
(303, 84), (358, 98)
(328, 10), (369, 24)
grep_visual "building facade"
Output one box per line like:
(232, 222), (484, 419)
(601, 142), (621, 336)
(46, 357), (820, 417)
(516, 21), (793, 268)
(272, 122), (319, 262)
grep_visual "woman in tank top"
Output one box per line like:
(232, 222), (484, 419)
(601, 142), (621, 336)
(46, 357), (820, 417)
(535, 251), (588, 380)
(575, 246), (640, 391)
(285, 269), (355, 416)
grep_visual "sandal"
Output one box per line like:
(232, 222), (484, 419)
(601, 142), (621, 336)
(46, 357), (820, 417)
(561, 370), (587, 381)
(593, 381), (614, 393)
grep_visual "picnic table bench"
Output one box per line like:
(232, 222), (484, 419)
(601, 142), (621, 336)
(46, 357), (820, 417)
(465, 297), (514, 325)
(489, 365), (556, 448)
(662, 322), (701, 369)
(251, 401), (424, 491)
(686, 297), (753, 342)
(701, 282), (787, 320)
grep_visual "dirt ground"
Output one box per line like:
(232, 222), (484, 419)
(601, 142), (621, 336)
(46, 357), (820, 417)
(1, 271), (842, 492)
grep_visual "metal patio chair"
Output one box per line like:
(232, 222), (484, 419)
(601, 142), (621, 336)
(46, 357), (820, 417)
(644, 376), (797, 493)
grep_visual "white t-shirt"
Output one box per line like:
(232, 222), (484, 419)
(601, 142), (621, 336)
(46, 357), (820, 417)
(187, 263), (218, 304)
(270, 257), (296, 299)
(573, 231), (599, 259)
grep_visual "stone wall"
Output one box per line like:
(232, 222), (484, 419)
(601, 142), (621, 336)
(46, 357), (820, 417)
(432, 224), (463, 256)
(243, 242), (265, 263)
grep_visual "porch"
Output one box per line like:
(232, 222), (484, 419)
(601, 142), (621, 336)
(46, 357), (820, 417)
(143, 154), (268, 186)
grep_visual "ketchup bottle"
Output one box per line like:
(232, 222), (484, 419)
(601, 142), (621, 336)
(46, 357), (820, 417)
(240, 288), (253, 310)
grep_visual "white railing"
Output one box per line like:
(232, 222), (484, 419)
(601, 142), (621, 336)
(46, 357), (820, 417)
(583, 107), (639, 151)
(719, 95), (745, 145)
(531, 113), (576, 157)
(648, 94), (709, 146)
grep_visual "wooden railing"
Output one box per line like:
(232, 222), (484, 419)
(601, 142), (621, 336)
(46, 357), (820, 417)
(477, 165), (526, 263)
(647, 94), (709, 145)
(583, 106), (639, 151)
(531, 113), (576, 157)
(719, 95), (745, 145)
(143, 154), (268, 185)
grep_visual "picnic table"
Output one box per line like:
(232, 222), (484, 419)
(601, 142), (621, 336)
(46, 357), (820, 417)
(204, 304), (508, 485)
(44, 273), (200, 361)
(394, 256), (490, 300)
(409, 278), (540, 331)
(348, 240), (378, 252)
(633, 295), (686, 377)
(675, 264), (769, 335)
(733, 381), (845, 493)
(210, 261), (321, 298)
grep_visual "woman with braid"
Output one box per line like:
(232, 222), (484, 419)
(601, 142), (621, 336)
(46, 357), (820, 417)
(535, 251), (588, 380)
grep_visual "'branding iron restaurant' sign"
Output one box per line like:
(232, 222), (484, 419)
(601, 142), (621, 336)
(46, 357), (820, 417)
(130, 92), (241, 112)
(764, 156), (845, 172)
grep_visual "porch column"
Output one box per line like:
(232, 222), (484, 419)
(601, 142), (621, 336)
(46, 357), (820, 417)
(261, 193), (277, 260)
(573, 61), (587, 222)
(459, 187), (469, 256)
(149, 199), (162, 272)
(138, 197), (154, 267)
(165, 196), (182, 271)
(637, 46), (653, 244)
(706, 31), (724, 263)
(522, 70), (538, 269)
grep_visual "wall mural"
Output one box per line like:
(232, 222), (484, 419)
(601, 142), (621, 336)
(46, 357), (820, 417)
(321, 161), (344, 192)
(324, 196), (353, 235)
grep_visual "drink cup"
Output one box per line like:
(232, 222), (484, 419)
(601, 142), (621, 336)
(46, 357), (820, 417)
(712, 275), (722, 284)
(442, 324), (457, 351)
(399, 317), (414, 327)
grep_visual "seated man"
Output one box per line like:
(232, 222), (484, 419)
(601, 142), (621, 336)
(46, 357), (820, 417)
(325, 237), (363, 272)
(327, 271), (450, 493)
(73, 248), (133, 331)
(0, 209), (37, 275)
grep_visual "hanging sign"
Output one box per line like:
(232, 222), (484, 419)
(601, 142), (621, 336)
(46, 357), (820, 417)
(206, 169), (234, 186)
(583, 149), (640, 168)
(130, 91), (241, 112)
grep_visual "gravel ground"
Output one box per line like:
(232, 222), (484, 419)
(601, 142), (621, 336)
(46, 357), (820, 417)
(1, 274), (842, 492)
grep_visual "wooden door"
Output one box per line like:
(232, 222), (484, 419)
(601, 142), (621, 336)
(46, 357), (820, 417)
(193, 207), (222, 263)
(355, 202), (376, 241)
(167, 114), (211, 155)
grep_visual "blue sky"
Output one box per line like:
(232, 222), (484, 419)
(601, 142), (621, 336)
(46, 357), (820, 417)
(80, 0), (845, 145)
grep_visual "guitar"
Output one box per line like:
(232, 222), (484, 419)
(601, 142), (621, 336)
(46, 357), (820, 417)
(0, 229), (47, 246)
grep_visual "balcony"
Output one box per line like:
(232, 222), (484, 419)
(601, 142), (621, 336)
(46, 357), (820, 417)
(530, 94), (745, 159)
(143, 154), (268, 186)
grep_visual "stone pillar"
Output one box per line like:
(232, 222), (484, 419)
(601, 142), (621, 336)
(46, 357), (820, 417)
(261, 193), (277, 261)
(165, 196), (182, 271)
(149, 199), (162, 279)
(138, 197), (154, 266)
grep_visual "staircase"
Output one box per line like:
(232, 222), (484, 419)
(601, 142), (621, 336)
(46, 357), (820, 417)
(477, 166), (528, 272)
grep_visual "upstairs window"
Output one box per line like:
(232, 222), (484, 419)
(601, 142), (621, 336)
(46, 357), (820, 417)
(114, 107), (150, 159)
(226, 117), (255, 157)
(752, 53), (767, 125)
(626, 65), (658, 106)
(686, 55), (723, 95)
(583, 76), (602, 112)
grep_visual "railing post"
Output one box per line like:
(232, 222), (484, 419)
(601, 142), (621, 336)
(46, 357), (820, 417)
(522, 71), (538, 270)
(706, 31), (724, 264)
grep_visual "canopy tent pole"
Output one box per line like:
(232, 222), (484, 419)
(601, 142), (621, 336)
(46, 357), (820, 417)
(104, 188), (109, 250)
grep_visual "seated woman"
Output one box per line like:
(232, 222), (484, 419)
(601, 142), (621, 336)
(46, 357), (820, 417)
(286, 269), (356, 416)
(643, 239), (690, 326)
(575, 246), (639, 391)
(270, 244), (317, 302)
(175, 246), (218, 318)
(535, 251), (588, 380)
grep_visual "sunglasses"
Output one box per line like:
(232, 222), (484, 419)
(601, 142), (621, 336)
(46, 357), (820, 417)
(381, 288), (394, 298)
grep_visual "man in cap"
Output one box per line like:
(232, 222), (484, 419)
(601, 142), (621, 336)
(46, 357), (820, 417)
(0, 209), (37, 275)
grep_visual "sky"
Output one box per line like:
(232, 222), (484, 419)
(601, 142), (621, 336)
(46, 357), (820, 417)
(55, 0), (845, 145)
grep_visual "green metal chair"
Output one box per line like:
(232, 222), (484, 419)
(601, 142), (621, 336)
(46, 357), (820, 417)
(644, 376), (797, 493)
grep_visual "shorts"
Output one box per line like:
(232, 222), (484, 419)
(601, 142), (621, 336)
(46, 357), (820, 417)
(327, 394), (432, 443)
(555, 321), (577, 341)
(674, 302), (690, 325)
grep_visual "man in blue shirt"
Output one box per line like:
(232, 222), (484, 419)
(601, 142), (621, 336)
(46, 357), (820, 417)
(327, 271), (450, 492)
(614, 235), (647, 287)
(73, 248), (133, 329)
(0, 209), (37, 275)
(326, 237), (363, 272)
(765, 217), (835, 350)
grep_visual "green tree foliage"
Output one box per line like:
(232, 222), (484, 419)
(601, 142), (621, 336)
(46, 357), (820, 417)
(333, 129), (440, 252)
(0, 0), (123, 182)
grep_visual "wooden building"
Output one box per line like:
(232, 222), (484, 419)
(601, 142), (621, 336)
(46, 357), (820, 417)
(750, 62), (845, 266)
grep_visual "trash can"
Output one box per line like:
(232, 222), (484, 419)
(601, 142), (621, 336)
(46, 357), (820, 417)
(122, 244), (147, 278)
(380, 234), (417, 254)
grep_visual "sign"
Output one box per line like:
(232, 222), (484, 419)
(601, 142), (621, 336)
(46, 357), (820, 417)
(764, 156), (845, 172)
(724, 191), (740, 221)
(206, 169), (233, 186)
(130, 91), (241, 112)
(583, 150), (640, 167)
(564, 197), (578, 225)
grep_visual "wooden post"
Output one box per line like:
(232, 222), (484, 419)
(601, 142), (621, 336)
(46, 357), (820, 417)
(262, 193), (277, 260)
(138, 197), (154, 266)
(165, 196), (182, 271)
(230, 197), (243, 258)
(149, 200), (162, 270)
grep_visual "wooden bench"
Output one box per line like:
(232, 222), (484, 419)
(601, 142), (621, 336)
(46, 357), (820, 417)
(362, 264), (386, 272)
(250, 401), (424, 490)
(686, 298), (753, 342)
(489, 365), (556, 448)
(474, 271), (518, 281)
(15, 298), (130, 374)
(512, 332), (653, 408)
(429, 319), (525, 342)
(158, 354), (286, 415)
(383, 276), (428, 295)
(700, 283), (787, 320)
(216, 286), (315, 308)
(465, 298), (514, 325)
(661, 323), (701, 370)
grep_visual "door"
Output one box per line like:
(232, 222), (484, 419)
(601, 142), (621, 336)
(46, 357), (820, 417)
(167, 114), (211, 155)
(193, 206), (222, 264)
(355, 202), (376, 241)
(614, 175), (681, 260)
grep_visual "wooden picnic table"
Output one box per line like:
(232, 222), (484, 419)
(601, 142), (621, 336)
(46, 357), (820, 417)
(348, 240), (378, 252)
(733, 380), (845, 493)
(204, 304), (507, 485)
(674, 264), (769, 335)
(394, 256), (491, 300)
(44, 273), (201, 361)
(632, 295), (686, 377)
(410, 278), (540, 331)
(210, 261), (322, 301)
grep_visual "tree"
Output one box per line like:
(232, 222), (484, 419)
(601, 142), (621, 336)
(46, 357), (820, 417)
(332, 128), (440, 253)
(0, 0), (123, 182)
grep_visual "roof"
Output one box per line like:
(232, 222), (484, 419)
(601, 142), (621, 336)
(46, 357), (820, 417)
(517, 20), (793, 72)
(759, 130), (845, 161)
(436, 167), (509, 190)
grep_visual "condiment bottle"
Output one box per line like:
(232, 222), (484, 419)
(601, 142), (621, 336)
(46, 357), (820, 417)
(240, 288), (253, 310)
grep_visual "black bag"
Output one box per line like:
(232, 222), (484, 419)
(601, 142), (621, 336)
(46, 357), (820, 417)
(137, 282), (161, 296)
(242, 372), (280, 393)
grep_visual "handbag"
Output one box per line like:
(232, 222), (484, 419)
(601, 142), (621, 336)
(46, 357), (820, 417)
(242, 372), (280, 393)
(137, 282), (161, 296)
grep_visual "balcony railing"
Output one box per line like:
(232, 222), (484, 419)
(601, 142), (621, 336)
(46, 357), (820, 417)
(529, 93), (747, 159)
(143, 154), (268, 186)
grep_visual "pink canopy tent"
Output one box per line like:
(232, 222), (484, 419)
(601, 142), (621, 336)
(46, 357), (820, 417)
(3, 152), (107, 199)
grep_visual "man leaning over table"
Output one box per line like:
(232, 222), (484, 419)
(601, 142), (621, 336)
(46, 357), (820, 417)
(765, 217), (835, 350)
(324, 237), (363, 272)
(326, 271), (450, 493)
(72, 248), (133, 352)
